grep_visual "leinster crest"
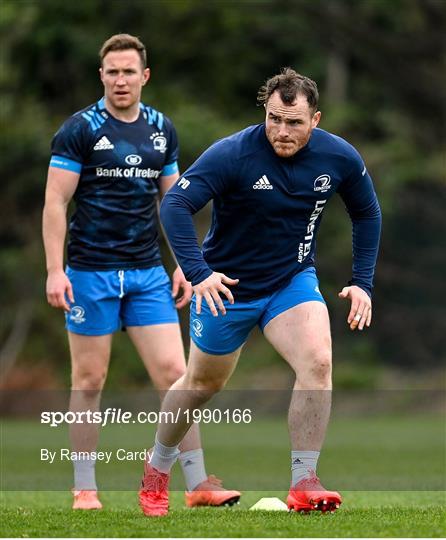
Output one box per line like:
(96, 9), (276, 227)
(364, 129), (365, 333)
(150, 131), (167, 153)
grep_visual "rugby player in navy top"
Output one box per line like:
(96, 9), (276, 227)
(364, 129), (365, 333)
(42, 34), (239, 511)
(139, 68), (382, 516)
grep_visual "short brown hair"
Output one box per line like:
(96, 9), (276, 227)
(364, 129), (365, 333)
(257, 67), (319, 113)
(99, 34), (147, 68)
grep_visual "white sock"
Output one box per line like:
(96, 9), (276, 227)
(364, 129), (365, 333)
(149, 434), (180, 474)
(291, 450), (320, 486)
(178, 449), (208, 491)
(73, 456), (97, 490)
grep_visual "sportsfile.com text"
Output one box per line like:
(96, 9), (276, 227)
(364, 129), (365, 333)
(40, 408), (253, 427)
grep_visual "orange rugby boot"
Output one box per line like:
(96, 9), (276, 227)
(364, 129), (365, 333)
(138, 460), (170, 517)
(287, 471), (341, 513)
(72, 489), (102, 510)
(185, 475), (241, 507)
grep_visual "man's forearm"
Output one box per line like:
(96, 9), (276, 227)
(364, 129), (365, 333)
(42, 202), (68, 272)
(156, 199), (180, 268)
(159, 193), (212, 285)
(350, 199), (382, 296)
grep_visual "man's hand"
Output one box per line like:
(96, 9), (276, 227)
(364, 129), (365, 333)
(171, 266), (193, 309)
(194, 272), (239, 316)
(46, 269), (74, 312)
(338, 285), (372, 331)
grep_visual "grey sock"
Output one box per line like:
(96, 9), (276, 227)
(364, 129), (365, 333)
(291, 450), (320, 486)
(178, 449), (208, 491)
(149, 434), (180, 474)
(73, 456), (97, 490)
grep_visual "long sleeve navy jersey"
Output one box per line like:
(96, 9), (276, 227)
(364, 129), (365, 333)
(50, 98), (179, 270)
(160, 124), (381, 300)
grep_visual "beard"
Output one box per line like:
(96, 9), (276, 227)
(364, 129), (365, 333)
(266, 126), (312, 158)
(272, 140), (299, 157)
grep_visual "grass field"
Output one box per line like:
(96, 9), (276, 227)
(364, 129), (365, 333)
(1, 414), (445, 537)
(1, 490), (445, 537)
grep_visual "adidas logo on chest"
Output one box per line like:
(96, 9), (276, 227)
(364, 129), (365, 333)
(94, 136), (114, 150)
(253, 175), (273, 190)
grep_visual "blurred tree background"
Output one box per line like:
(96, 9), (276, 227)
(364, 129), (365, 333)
(0, 0), (445, 390)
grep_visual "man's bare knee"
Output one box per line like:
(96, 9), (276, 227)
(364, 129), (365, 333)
(72, 369), (107, 391)
(162, 363), (186, 388)
(183, 371), (226, 397)
(296, 348), (332, 389)
(311, 351), (332, 386)
(69, 334), (111, 392)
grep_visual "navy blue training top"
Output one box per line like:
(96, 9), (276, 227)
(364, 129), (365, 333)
(50, 98), (179, 270)
(160, 124), (381, 300)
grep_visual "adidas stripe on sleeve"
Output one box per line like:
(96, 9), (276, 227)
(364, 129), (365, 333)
(49, 155), (82, 173)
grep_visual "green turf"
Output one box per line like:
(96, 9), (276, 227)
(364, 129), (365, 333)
(1, 414), (445, 536)
(1, 490), (445, 537)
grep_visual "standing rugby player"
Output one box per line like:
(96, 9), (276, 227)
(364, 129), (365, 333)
(43, 33), (240, 510)
(138, 68), (381, 516)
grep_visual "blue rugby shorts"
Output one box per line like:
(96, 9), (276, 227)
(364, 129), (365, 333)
(189, 266), (325, 355)
(65, 265), (179, 336)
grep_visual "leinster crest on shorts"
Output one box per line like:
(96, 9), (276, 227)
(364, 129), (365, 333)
(69, 306), (86, 324)
(192, 318), (203, 338)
